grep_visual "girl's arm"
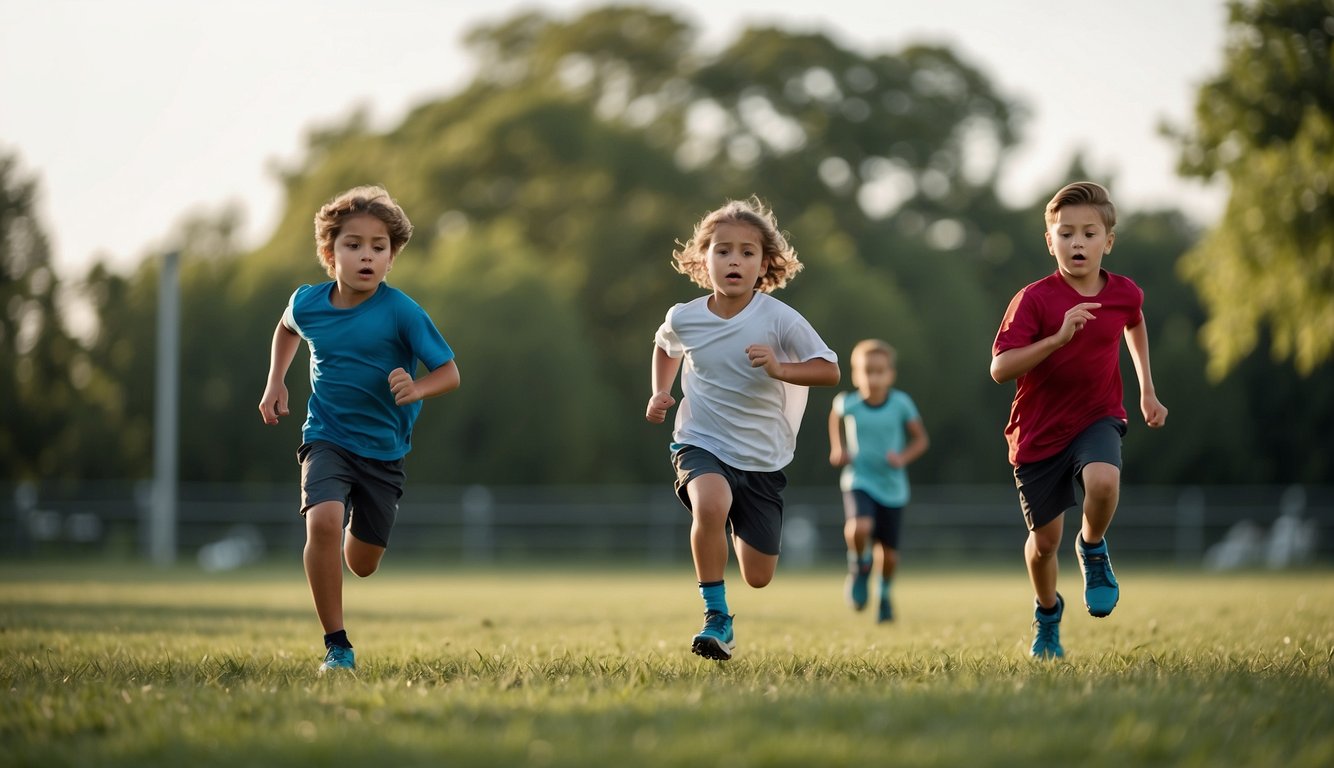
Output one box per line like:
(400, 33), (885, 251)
(646, 345), (681, 424)
(1124, 321), (1167, 428)
(747, 345), (841, 387)
(259, 322), (300, 424)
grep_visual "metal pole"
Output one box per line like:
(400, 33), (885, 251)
(150, 250), (180, 565)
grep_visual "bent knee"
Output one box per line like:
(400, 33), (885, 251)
(743, 572), (773, 589)
(348, 562), (379, 578)
(1082, 465), (1121, 498)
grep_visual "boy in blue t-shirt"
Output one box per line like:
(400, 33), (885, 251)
(828, 339), (929, 622)
(259, 185), (460, 673)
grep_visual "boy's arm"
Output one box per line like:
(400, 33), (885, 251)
(747, 345), (841, 387)
(990, 301), (1101, 383)
(389, 360), (460, 406)
(828, 401), (849, 466)
(890, 418), (930, 468)
(646, 345), (681, 424)
(1124, 321), (1168, 428)
(259, 322), (300, 424)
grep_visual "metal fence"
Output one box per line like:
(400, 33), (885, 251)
(2, 482), (1330, 568)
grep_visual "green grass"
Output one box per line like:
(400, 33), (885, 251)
(1, 560), (1331, 767)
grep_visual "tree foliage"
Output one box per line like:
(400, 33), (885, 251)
(6, 4), (1332, 489)
(1172, 0), (1334, 378)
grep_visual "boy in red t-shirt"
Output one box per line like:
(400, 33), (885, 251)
(991, 181), (1168, 659)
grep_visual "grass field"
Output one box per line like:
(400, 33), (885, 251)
(2, 560), (1331, 767)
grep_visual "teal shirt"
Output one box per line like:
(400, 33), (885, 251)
(834, 389), (921, 507)
(283, 282), (454, 460)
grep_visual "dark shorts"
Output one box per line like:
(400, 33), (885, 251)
(1013, 416), (1126, 531)
(842, 489), (903, 549)
(671, 445), (787, 556)
(297, 440), (405, 548)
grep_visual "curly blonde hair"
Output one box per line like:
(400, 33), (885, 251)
(313, 185), (414, 278)
(672, 196), (803, 293)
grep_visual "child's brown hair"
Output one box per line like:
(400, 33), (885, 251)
(672, 195), (803, 292)
(1044, 181), (1117, 232)
(313, 185), (414, 277)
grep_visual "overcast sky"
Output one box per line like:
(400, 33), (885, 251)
(1, 0), (1231, 277)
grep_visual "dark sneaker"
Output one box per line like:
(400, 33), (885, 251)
(1077, 537), (1120, 618)
(877, 597), (894, 623)
(845, 565), (871, 611)
(1030, 593), (1065, 660)
(691, 610), (735, 661)
(319, 645), (356, 673)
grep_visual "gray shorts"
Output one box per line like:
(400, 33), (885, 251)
(297, 441), (405, 548)
(1013, 416), (1126, 530)
(671, 445), (787, 556)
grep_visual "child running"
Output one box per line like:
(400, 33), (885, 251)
(990, 181), (1167, 659)
(646, 195), (840, 661)
(259, 185), (460, 673)
(828, 339), (929, 622)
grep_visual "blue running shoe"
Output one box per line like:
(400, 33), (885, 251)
(319, 645), (356, 673)
(1030, 593), (1064, 660)
(877, 597), (894, 624)
(691, 610), (735, 661)
(846, 565), (871, 611)
(1077, 537), (1120, 617)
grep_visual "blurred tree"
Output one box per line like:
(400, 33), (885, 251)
(0, 151), (127, 480)
(12, 4), (1326, 487)
(1169, 0), (1334, 378)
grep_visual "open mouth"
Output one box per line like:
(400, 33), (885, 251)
(359, 267), (375, 276)
(726, 271), (742, 280)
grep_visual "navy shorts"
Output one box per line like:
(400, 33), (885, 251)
(671, 445), (787, 556)
(297, 440), (405, 548)
(1013, 416), (1126, 531)
(842, 489), (903, 549)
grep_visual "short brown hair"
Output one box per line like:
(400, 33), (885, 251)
(671, 196), (803, 293)
(1044, 181), (1116, 232)
(313, 185), (414, 277)
(851, 339), (895, 370)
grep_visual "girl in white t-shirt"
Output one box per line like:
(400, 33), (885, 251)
(646, 196), (840, 661)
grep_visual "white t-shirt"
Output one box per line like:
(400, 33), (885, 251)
(654, 292), (837, 471)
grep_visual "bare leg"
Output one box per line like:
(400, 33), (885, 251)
(876, 543), (899, 580)
(304, 501), (346, 634)
(734, 535), (778, 588)
(844, 516), (871, 560)
(344, 532), (385, 578)
(687, 474), (732, 583)
(1026, 513), (1065, 609)
(1079, 462), (1121, 545)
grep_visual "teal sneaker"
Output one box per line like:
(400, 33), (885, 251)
(1077, 537), (1120, 617)
(846, 565), (871, 611)
(319, 644), (356, 673)
(877, 597), (894, 623)
(691, 610), (735, 661)
(1030, 593), (1065, 660)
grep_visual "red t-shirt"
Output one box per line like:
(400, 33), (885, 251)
(992, 270), (1143, 466)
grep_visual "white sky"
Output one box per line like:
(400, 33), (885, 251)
(1, 0), (1230, 278)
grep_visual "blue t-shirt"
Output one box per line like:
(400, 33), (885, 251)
(283, 282), (454, 460)
(833, 389), (921, 507)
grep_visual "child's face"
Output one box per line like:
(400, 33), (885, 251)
(1045, 204), (1114, 283)
(706, 221), (766, 298)
(328, 214), (395, 293)
(852, 351), (895, 398)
